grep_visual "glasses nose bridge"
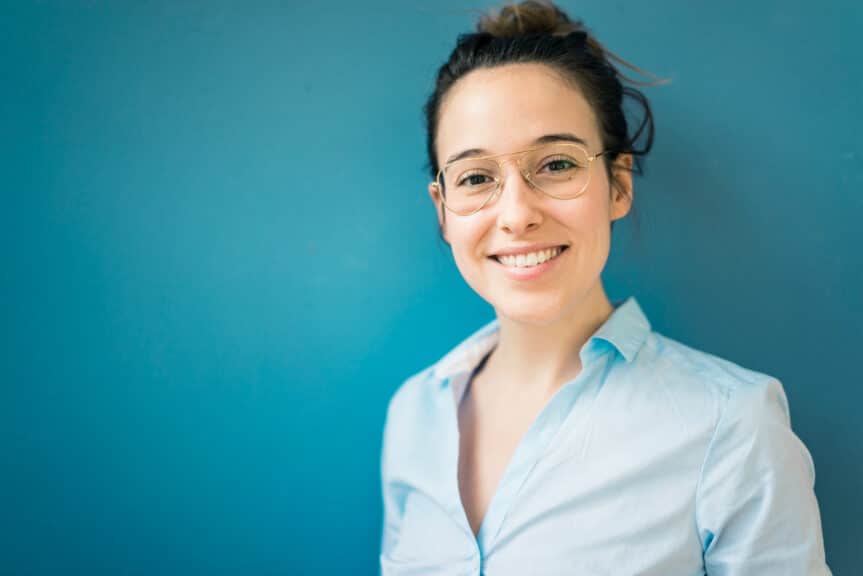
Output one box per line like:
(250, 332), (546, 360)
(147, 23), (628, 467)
(496, 150), (535, 190)
(497, 148), (532, 170)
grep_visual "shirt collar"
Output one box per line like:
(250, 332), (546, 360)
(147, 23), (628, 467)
(430, 296), (652, 384)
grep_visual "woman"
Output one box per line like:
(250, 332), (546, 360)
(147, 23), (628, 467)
(379, 1), (830, 574)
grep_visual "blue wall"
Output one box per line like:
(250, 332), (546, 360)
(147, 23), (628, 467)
(2, 1), (860, 573)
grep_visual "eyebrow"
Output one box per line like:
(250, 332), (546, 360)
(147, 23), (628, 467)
(444, 133), (589, 165)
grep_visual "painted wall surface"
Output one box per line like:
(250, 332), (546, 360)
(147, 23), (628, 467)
(2, 1), (860, 573)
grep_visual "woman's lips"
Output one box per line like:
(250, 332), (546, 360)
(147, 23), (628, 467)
(489, 246), (568, 281)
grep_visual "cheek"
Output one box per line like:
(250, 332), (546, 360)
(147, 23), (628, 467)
(446, 218), (493, 282)
(555, 196), (613, 269)
(446, 213), (489, 252)
(558, 193), (611, 239)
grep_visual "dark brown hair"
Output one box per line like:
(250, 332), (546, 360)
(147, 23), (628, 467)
(423, 0), (666, 238)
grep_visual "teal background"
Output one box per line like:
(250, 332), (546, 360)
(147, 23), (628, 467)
(2, 1), (860, 574)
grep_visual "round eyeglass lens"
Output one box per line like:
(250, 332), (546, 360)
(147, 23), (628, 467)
(523, 144), (592, 198)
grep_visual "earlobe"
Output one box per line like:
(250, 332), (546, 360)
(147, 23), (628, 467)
(428, 181), (440, 203)
(610, 154), (634, 222)
(428, 182), (448, 240)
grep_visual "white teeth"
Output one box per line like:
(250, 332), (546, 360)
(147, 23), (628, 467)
(497, 246), (563, 268)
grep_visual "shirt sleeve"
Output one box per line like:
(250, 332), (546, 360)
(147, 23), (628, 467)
(695, 377), (831, 575)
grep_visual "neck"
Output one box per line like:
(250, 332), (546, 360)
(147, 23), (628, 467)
(485, 282), (615, 398)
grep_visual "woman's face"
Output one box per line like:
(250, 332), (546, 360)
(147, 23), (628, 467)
(430, 63), (633, 326)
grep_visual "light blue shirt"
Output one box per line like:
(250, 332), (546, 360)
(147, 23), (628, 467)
(379, 297), (830, 575)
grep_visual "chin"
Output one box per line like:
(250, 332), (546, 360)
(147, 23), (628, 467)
(491, 292), (571, 327)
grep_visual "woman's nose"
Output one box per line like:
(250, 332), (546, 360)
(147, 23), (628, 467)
(496, 162), (543, 235)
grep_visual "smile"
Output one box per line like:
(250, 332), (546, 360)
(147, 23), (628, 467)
(491, 246), (568, 269)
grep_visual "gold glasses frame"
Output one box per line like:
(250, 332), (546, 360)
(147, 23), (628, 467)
(431, 142), (611, 216)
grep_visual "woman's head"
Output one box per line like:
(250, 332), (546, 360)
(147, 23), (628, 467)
(424, 1), (658, 228)
(421, 0), (660, 326)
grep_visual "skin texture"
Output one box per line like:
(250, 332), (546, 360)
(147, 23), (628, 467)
(428, 63), (635, 535)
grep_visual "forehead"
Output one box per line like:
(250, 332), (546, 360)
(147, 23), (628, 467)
(436, 63), (601, 159)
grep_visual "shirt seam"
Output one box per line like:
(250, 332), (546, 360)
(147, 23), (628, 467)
(693, 381), (733, 553)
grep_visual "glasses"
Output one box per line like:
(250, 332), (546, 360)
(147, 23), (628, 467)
(432, 143), (610, 216)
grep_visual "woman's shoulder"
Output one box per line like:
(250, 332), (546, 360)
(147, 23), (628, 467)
(385, 363), (439, 421)
(636, 328), (792, 425)
(645, 330), (775, 386)
(623, 330), (806, 497)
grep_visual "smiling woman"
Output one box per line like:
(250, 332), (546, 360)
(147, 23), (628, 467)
(429, 62), (629, 328)
(379, 1), (831, 575)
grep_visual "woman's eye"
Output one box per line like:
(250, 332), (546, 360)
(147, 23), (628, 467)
(541, 157), (578, 172)
(458, 173), (493, 187)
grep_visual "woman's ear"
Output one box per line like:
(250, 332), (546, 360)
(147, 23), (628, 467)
(428, 181), (448, 242)
(609, 154), (634, 222)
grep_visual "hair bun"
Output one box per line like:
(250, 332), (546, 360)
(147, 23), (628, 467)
(476, 0), (583, 37)
(474, 1), (669, 88)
